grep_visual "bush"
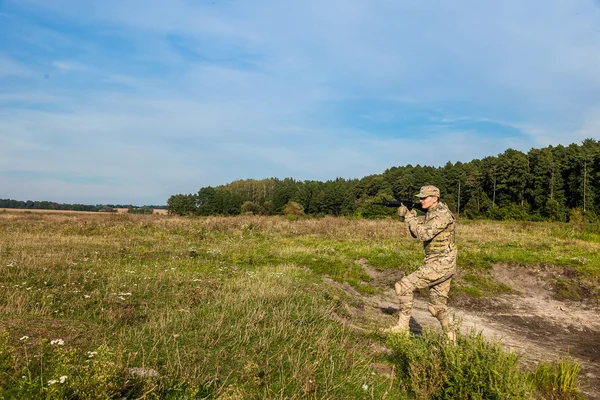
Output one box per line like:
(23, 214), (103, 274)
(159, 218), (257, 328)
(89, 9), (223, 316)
(387, 329), (532, 399)
(283, 201), (304, 218)
(569, 208), (584, 230)
(546, 199), (567, 222)
(532, 357), (583, 399)
(388, 329), (584, 400)
(241, 201), (261, 215)
(128, 206), (153, 214)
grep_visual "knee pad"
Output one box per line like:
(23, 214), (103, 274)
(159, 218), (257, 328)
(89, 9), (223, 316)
(427, 304), (447, 320)
(395, 277), (415, 297)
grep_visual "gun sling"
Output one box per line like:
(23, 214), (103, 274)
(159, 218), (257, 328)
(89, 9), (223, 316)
(427, 272), (454, 288)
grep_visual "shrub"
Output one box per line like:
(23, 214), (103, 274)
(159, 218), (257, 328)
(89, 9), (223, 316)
(128, 206), (153, 214)
(283, 201), (304, 218)
(532, 357), (583, 399)
(387, 329), (532, 399)
(569, 208), (584, 229)
(241, 201), (261, 215)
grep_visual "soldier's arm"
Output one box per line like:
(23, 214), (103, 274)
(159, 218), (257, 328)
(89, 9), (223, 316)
(407, 213), (451, 242)
(408, 215), (425, 238)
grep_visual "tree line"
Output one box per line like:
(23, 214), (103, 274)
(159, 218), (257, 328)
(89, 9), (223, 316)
(167, 139), (600, 221)
(0, 199), (166, 213)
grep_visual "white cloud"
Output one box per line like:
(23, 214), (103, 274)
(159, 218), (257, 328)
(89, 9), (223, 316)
(0, 55), (35, 77)
(2, 0), (600, 204)
(52, 60), (89, 72)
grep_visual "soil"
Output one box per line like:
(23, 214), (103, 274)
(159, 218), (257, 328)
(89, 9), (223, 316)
(329, 260), (600, 399)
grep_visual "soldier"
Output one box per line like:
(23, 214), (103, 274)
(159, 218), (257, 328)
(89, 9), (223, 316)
(388, 185), (457, 340)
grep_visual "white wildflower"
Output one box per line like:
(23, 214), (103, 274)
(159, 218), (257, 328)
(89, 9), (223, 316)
(59, 375), (67, 383)
(362, 384), (369, 391)
(48, 380), (58, 385)
(50, 339), (64, 346)
(19, 336), (29, 341)
(84, 295), (91, 298)
(207, 249), (222, 257)
(87, 351), (98, 358)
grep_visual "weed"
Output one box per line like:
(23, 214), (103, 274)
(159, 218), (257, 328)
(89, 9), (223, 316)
(388, 328), (532, 399)
(532, 356), (583, 399)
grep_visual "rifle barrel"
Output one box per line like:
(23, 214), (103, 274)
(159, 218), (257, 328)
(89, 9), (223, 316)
(371, 198), (424, 212)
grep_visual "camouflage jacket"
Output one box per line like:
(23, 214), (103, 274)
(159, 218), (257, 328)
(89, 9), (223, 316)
(405, 202), (456, 259)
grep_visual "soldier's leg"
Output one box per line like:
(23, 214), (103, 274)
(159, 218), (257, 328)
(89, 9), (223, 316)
(390, 277), (416, 332)
(389, 266), (437, 332)
(428, 278), (455, 340)
(388, 262), (449, 333)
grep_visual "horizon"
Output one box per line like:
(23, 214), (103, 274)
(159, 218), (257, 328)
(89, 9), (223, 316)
(2, 1), (600, 206)
(3, 136), (592, 208)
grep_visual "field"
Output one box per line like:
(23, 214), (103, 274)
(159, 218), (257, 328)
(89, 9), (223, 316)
(2, 208), (169, 215)
(0, 210), (599, 399)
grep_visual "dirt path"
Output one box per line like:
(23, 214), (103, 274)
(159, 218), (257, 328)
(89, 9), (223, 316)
(329, 261), (600, 399)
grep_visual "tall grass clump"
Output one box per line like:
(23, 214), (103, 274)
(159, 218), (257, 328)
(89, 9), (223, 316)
(531, 356), (583, 400)
(387, 329), (533, 400)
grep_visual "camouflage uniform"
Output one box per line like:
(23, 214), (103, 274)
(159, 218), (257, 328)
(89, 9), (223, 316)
(392, 186), (457, 336)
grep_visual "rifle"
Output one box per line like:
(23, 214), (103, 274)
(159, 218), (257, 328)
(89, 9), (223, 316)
(371, 198), (425, 221)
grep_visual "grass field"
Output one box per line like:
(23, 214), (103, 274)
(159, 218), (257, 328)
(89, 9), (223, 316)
(0, 210), (597, 399)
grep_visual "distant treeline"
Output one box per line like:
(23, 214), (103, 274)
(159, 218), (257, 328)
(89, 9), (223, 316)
(0, 199), (166, 213)
(167, 139), (600, 222)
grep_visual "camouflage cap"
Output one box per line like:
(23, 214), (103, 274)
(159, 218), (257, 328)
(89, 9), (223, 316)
(415, 185), (440, 198)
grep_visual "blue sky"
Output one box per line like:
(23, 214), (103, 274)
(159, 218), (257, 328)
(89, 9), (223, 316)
(1, 0), (600, 206)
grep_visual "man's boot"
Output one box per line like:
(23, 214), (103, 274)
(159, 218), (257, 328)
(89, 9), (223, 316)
(429, 305), (456, 342)
(384, 311), (411, 334)
(440, 318), (456, 343)
(439, 314), (456, 342)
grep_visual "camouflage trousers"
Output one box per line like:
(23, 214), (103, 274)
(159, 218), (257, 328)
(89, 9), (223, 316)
(395, 253), (457, 325)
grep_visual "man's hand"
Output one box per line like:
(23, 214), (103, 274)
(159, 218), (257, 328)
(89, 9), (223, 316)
(398, 205), (417, 218)
(397, 205), (409, 217)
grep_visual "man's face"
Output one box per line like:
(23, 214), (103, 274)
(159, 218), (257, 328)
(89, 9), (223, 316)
(419, 196), (438, 210)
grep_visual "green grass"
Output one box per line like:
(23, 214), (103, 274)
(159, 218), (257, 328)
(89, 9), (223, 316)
(387, 329), (532, 400)
(387, 328), (586, 400)
(454, 273), (513, 298)
(0, 213), (596, 398)
(532, 356), (583, 400)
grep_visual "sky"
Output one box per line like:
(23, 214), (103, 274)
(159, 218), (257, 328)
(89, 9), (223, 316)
(1, 1), (600, 206)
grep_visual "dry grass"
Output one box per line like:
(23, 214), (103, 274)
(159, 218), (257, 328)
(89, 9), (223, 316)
(0, 212), (596, 398)
(1, 208), (103, 215)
